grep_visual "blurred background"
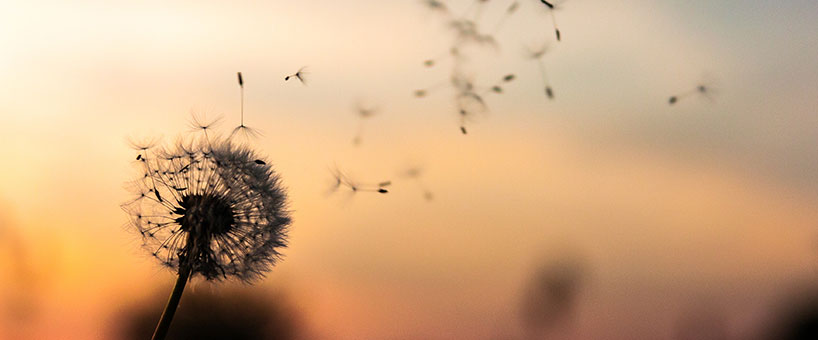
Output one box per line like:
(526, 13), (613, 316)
(1, 0), (818, 339)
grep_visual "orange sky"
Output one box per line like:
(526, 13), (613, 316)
(2, 0), (818, 339)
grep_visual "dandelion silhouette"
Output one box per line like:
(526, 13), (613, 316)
(525, 43), (556, 100)
(230, 72), (262, 141)
(123, 117), (290, 340)
(328, 165), (390, 196)
(351, 101), (379, 146)
(284, 67), (308, 85)
(119, 286), (301, 340)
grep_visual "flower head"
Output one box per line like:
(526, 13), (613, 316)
(123, 135), (290, 282)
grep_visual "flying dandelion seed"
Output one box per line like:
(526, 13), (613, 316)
(230, 72), (262, 141)
(456, 79), (489, 135)
(401, 166), (434, 201)
(417, 0), (538, 133)
(327, 165), (390, 197)
(123, 118), (290, 340)
(538, 0), (563, 41)
(284, 67), (308, 85)
(668, 77), (719, 106)
(413, 79), (449, 99)
(352, 101), (379, 146)
(421, 46), (462, 70)
(525, 43), (556, 100)
(458, 90), (486, 113)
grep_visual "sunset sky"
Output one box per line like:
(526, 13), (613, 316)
(2, 0), (818, 339)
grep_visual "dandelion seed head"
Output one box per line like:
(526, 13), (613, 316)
(123, 136), (290, 282)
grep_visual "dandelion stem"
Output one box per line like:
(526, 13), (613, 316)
(151, 264), (191, 340)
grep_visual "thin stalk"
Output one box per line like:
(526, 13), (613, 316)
(151, 265), (191, 340)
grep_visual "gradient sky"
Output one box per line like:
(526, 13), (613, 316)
(2, 1), (818, 339)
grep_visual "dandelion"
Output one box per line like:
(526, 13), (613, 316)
(122, 126), (290, 340)
(284, 67), (308, 85)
